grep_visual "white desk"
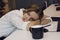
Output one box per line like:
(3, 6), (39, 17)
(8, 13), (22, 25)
(4, 30), (43, 40)
(4, 30), (60, 40)
(44, 32), (60, 40)
(44, 4), (60, 17)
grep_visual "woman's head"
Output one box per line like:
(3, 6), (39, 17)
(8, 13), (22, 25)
(23, 4), (44, 21)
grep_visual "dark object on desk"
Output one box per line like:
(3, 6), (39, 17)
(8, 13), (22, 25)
(29, 27), (43, 39)
(56, 7), (60, 11)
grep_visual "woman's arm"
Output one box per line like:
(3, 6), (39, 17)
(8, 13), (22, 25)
(26, 20), (40, 31)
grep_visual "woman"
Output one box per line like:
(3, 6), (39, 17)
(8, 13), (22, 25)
(25, 4), (52, 32)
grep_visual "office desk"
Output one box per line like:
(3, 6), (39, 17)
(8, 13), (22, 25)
(43, 4), (60, 17)
(4, 30), (60, 40)
(4, 21), (58, 40)
(44, 32), (60, 40)
(4, 30), (43, 40)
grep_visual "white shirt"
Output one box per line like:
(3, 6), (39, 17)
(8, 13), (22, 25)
(0, 9), (30, 37)
(0, 8), (53, 37)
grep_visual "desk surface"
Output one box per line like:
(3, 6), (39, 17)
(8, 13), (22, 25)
(44, 4), (60, 17)
(44, 32), (60, 40)
(4, 30), (60, 40)
(4, 30), (43, 40)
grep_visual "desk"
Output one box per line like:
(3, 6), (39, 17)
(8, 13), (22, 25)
(44, 32), (60, 40)
(43, 4), (60, 17)
(4, 30), (43, 40)
(4, 30), (60, 40)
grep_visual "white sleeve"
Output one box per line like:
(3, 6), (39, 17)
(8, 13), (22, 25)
(10, 10), (24, 29)
(11, 15), (23, 29)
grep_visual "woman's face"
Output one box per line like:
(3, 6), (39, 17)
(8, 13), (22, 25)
(23, 13), (31, 21)
(28, 11), (39, 20)
(23, 11), (39, 21)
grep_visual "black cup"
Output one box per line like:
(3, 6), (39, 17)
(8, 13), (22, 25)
(29, 27), (44, 39)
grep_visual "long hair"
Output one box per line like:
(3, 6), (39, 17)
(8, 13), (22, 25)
(25, 4), (44, 24)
